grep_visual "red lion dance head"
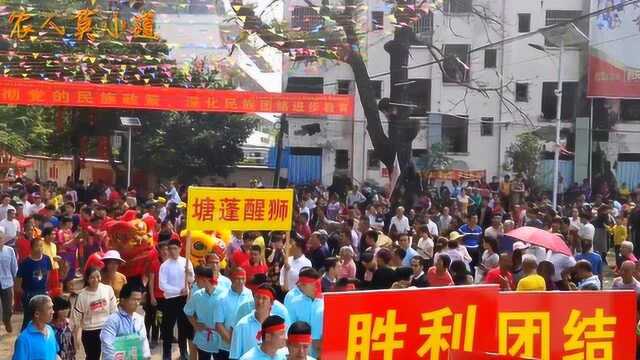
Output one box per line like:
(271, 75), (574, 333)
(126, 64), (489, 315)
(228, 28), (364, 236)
(106, 213), (155, 278)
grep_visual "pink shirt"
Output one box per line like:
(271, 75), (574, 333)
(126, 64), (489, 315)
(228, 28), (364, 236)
(338, 260), (356, 279)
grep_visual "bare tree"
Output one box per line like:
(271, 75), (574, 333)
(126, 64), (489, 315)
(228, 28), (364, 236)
(233, 0), (514, 205)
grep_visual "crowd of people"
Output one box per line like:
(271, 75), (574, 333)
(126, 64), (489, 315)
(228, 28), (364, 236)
(0, 173), (640, 360)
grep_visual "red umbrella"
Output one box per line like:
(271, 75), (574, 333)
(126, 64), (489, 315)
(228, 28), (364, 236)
(505, 226), (572, 256)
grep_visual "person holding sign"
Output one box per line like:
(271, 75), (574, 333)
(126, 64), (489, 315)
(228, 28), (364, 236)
(238, 315), (287, 360)
(159, 239), (194, 360)
(99, 283), (150, 360)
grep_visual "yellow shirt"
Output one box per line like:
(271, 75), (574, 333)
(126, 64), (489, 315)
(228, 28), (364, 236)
(254, 235), (266, 258)
(103, 272), (127, 298)
(516, 274), (546, 291)
(608, 225), (628, 246)
(42, 241), (59, 270)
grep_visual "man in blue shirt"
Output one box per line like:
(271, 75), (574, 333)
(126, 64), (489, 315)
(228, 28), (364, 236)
(15, 238), (52, 330)
(206, 254), (232, 291)
(13, 295), (58, 360)
(235, 274), (290, 326)
(184, 266), (226, 360)
(398, 234), (418, 267)
(215, 267), (253, 358)
(229, 285), (278, 359)
(239, 315), (286, 360)
(100, 283), (151, 360)
(283, 268), (323, 358)
(458, 214), (483, 274)
(279, 321), (316, 360)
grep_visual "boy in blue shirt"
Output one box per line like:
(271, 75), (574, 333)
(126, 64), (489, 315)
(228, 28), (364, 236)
(283, 268), (323, 358)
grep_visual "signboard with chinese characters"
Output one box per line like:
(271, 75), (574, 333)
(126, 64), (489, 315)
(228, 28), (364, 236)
(322, 287), (636, 360)
(322, 286), (499, 360)
(497, 291), (636, 360)
(588, 0), (640, 98)
(0, 77), (354, 117)
(186, 187), (294, 231)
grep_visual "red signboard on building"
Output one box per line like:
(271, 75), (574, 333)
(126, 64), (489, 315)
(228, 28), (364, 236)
(0, 77), (355, 117)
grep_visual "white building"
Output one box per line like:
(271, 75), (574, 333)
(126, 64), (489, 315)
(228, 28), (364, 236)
(282, 0), (597, 188)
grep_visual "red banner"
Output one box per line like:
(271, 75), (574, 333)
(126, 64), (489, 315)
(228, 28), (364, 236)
(322, 286), (499, 360)
(0, 77), (354, 117)
(497, 291), (636, 360)
(588, 55), (640, 98)
(425, 170), (487, 182)
(322, 287), (636, 360)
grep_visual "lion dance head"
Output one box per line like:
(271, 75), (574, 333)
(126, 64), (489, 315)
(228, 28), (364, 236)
(107, 218), (155, 278)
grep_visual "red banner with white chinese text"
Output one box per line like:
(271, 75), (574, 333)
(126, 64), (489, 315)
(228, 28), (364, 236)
(322, 287), (637, 360)
(497, 291), (636, 360)
(0, 77), (355, 117)
(322, 286), (499, 360)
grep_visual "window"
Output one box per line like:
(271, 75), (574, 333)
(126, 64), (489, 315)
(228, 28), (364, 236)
(367, 150), (380, 170)
(371, 80), (383, 99)
(515, 83), (529, 102)
(407, 79), (431, 116)
(621, 100), (640, 121)
(291, 7), (323, 32)
(335, 150), (349, 170)
(442, 115), (468, 153)
(337, 80), (352, 95)
(484, 49), (497, 68)
(443, 44), (470, 83)
(541, 81), (578, 120)
(286, 77), (323, 93)
(545, 10), (586, 46)
(372, 11), (384, 31)
(443, 0), (472, 14)
(518, 14), (531, 32)
(481, 117), (494, 136)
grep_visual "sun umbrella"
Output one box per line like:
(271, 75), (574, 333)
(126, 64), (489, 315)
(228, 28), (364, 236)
(505, 226), (572, 256)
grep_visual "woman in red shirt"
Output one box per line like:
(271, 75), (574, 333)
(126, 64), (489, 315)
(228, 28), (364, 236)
(427, 253), (453, 287)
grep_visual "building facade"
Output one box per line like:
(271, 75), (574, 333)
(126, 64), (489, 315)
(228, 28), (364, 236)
(282, 0), (598, 188)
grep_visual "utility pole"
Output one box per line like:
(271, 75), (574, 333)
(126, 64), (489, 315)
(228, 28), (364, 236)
(273, 114), (287, 188)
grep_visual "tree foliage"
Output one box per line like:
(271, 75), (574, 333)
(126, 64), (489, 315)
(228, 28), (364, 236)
(132, 111), (257, 183)
(504, 133), (541, 181)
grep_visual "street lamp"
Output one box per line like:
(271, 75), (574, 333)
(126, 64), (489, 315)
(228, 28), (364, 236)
(528, 23), (588, 210)
(120, 117), (142, 188)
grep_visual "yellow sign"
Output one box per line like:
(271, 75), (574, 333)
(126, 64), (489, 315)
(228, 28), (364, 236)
(186, 187), (294, 231)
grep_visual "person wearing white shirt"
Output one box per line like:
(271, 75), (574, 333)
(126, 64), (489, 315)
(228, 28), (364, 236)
(25, 195), (44, 217)
(0, 208), (20, 248)
(159, 239), (194, 360)
(346, 186), (366, 208)
(425, 219), (439, 239)
(0, 227), (18, 333)
(547, 250), (576, 283)
(577, 213), (595, 242)
(416, 225), (434, 260)
(389, 207), (410, 235)
(279, 238), (312, 292)
(0, 194), (15, 222)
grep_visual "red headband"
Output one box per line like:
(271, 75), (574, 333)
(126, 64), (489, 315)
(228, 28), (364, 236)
(256, 323), (285, 340)
(231, 268), (246, 280)
(298, 275), (322, 299)
(287, 334), (312, 345)
(254, 288), (275, 301)
(210, 276), (219, 285)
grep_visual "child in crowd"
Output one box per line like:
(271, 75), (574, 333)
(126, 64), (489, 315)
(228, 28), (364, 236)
(51, 296), (75, 360)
